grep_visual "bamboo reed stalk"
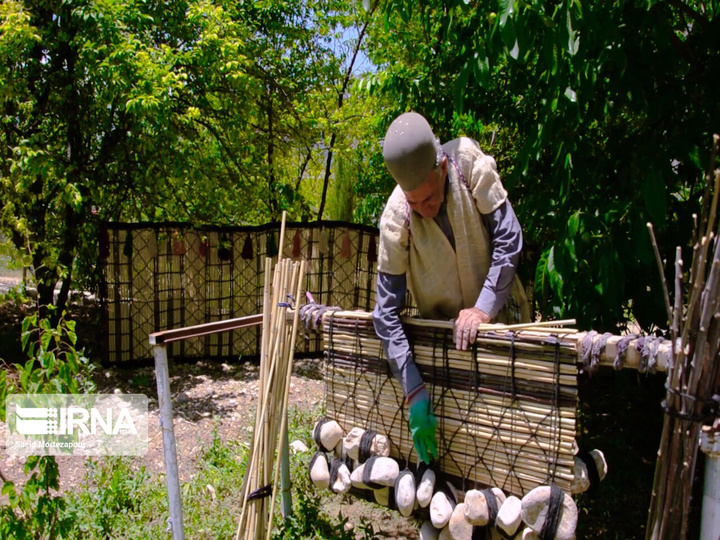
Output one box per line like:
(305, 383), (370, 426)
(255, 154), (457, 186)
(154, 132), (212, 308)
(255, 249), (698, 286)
(328, 393), (576, 452)
(327, 367), (576, 417)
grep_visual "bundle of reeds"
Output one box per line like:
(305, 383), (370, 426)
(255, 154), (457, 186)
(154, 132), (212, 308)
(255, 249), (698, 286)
(235, 216), (306, 540)
(646, 135), (720, 540)
(322, 312), (578, 497)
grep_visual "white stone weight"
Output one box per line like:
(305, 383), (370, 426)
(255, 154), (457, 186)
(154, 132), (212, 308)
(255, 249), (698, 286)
(430, 490), (456, 529)
(572, 449), (608, 494)
(350, 462), (370, 490)
(308, 451), (330, 489)
(496, 495), (523, 538)
(395, 471), (416, 517)
(464, 487), (506, 526)
(571, 457), (591, 494)
(343, 427), (391, 461)
(591, 449), (608, 481)
(420, 520), (441, 540)
(364, 456), (399, 487)
(447, 503), (473, 540)
(313, 418), (344, 452)
(329, 459), (352, 495)
(521, 486), (578, 540)
(416, 468), (436, 508)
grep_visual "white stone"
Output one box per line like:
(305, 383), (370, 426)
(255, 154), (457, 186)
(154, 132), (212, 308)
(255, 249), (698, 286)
(591, 449), (608, 481)
(521, 486), (578, 540)
(416, 468), (436, 508)
(496, 496), (523, 537)
(447, 503), (473, 540)
(430, 491), (456, 529)
(350, 462), (369, 490)
(330, 461), (351, 494)
(314, 419), (343, 451)
(464, 487), (505, 526)
(343, 427), (391, 461)
(366, 456), (399, 487)
(571, 456), (591, 494)
(309, 452), (329, 489)
(395, 472), (416, 517)
(290, 440), (308, 454)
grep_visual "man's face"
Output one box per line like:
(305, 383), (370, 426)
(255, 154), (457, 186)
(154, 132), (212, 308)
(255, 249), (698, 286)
(404, 156), (447, 219)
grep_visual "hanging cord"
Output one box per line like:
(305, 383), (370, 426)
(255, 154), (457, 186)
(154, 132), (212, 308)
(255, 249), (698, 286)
(482, 488), (499, 524)
(361, 456), (385, 490)
(313, 417), (332, 452)
(590, 332), (614, 374)
(358, 429), (378, 464)
(539, 485), (564, 540)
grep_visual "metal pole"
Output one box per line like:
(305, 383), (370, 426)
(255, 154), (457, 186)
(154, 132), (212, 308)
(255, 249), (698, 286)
(699, 427), (720, 540)
(152, 343), (185, 540)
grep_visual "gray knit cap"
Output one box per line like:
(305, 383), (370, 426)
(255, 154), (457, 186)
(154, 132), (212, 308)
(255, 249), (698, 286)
(383, 112), (440, 192)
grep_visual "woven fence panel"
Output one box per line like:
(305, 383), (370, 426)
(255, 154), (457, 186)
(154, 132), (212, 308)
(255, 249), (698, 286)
(323, 313), (578, 498)
(100, 221), (380, 365)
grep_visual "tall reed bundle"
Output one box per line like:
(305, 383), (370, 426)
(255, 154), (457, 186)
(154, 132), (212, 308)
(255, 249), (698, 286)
(322, 312), (578, 497)
(235, 215), (306, 540)
(646, 135), (720, 540)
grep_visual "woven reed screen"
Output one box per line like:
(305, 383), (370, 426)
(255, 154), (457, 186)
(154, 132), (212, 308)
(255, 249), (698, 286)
(323, 313), (578, 498)
(99, 221), (381, 364)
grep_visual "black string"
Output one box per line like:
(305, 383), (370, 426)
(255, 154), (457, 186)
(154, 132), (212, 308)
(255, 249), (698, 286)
(361, 456), (385, 490)
(247, 484), (273, 501)
(359, 429), (377, 464)
(539, 484), (564, 540)
(482, 488), (499, 524)
(313, 417), (331, 451)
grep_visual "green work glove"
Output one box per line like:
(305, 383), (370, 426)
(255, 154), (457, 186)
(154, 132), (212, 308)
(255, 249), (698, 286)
(408, 389), (438, 464)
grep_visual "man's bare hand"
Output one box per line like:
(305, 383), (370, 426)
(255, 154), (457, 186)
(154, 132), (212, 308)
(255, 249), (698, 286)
(453, 307), (491, 350)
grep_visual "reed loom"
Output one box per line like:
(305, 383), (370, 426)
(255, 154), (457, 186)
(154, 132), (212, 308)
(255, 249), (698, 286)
(321, 311), (583, 498)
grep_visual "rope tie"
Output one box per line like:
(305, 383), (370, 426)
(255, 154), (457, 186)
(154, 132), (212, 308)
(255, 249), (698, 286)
(613, 333), (639, 370)
(247, 484), (272, 501)
(589, 332), (613, 375)
(539, 484), (564, 540)
(634, 336), (665, 374)
(482, 488), (499, 524)
(359, 429), (377, 464)
(580, 330), (598, 373)
(313, 417), (332, 452)
(329, 457), (345, 487)
(361, 456), (385, 490)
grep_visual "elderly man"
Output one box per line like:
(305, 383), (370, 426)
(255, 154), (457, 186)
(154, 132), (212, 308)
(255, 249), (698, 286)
(373, 112), (530, 463)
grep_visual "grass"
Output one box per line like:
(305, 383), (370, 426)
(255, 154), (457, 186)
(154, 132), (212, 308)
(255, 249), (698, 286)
(51, 406), (380, 540)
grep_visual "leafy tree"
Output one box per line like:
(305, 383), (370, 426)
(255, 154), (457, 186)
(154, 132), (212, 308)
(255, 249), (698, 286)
(0, 0), (359, 312)
(362, 0), (720, 330)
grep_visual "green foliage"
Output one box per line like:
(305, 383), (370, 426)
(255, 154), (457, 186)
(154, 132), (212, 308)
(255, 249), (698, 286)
(0, 310), (95, 539)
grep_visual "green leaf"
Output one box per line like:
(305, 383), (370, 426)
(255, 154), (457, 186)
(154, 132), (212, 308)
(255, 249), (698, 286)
(474, 53), (490, 89)
(534, 248), (551, 307)
(547, 245), (564, 297)
(499, 0), (514, 28)
(567, 211), (581, 238)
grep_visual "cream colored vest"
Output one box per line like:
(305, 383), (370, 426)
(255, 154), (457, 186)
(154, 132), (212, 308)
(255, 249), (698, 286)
(378, 137), (510, 319)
